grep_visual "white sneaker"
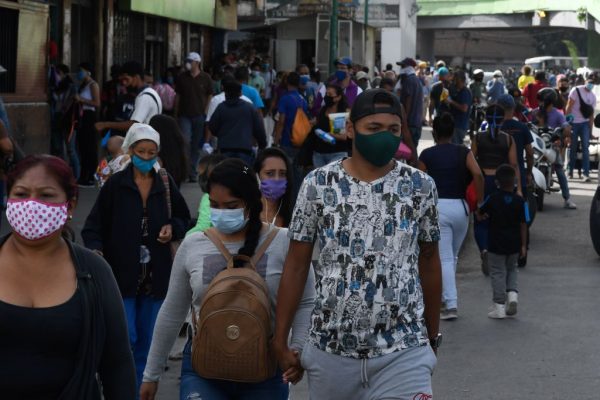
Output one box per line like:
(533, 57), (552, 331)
(564, 199), (577, 209)
(487, 303), (506, 319)
(506, 292), (518, 316)
(583, 175), (592, 183)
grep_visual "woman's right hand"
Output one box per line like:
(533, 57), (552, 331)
(140, 382), (159, 400)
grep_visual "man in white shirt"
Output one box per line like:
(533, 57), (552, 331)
(95, 61), (162, 134)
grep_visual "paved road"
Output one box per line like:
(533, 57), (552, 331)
(3, 129), (598, 399)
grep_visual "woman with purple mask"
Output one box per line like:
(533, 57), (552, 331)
(254, 148), (293, 227)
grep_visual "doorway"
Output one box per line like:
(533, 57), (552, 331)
(297, 39), (315, 70)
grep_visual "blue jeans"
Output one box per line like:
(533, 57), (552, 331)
(281, 145), (302, 201)
(220, 150), (255, 166)
(474, 175), (498, 252)
(312, 151), (347, 168)
(123, 295), (164, 394)
(408, 125), (422, 148)
(452, 128), (468, 145)
(569, 122), (590, 177)
(179, 115), (206, 179)
(67, 134), (81, 181)
(555, 163), (570, 200)
(180, 340), (289, 400)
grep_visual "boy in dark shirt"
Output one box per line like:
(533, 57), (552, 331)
(477, 165), (528, 319)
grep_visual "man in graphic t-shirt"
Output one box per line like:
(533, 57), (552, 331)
(274, 89), (442, 400)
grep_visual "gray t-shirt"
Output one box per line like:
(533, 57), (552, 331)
(143, 227), (316, 382)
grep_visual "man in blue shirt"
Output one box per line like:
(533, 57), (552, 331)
(235, 66), (264, 111)
(397, 57), (424, 146)
(275, 72), (308, 194)
(445, 70), (472, 144)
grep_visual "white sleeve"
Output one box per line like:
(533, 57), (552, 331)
(205, 97), (219, 122)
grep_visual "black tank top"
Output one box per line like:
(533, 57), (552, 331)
(476, 130), (511, 170)
(0, 290), (82, 399)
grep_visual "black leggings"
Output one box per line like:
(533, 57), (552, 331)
(76, 110), (98, 183)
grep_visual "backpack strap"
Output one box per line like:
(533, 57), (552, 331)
(251, 227), (280, 266)
(203, 228), (233, 262)
(141, 90), (160, 112)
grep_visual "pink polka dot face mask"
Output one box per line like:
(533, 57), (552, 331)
(6, 199), (69, 241)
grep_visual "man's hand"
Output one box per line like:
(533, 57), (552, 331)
(273, 342), (304, 385)
(520, 246), (527, 259)
(157, 224), (173, 244)
(139, 382), (158, 400)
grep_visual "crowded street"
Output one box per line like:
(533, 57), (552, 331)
(2, 1), (600, 399)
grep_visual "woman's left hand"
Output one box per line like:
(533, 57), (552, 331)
(157, 224), (173, 244)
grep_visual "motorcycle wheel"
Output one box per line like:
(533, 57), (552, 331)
(535, 188), (545, 211)
(590, 187), (600, 256)
(527, 191), (537, 226)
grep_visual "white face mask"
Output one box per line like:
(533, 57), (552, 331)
(400, 66), (415, 76)
(6, 199), (69, 241)
(185, 62), (192, 71)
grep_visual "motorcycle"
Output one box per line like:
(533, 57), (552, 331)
(527, 125), (554, 212)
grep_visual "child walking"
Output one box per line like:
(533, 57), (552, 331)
(478, 164), (528, 319)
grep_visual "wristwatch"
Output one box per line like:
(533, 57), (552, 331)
(430, 333), (443, 350)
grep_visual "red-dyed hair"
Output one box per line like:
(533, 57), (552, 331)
(6, 155), (79, 201)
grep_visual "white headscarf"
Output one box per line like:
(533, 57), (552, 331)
(121, 123), (161, 171)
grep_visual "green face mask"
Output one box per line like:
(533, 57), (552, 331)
(354, 130), (401, 167)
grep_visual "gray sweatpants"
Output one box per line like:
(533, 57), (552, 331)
(300, 343), (437, 400)
(488, 252), (518, 304)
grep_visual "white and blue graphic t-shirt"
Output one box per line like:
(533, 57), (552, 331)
(289, 160), (440, 359)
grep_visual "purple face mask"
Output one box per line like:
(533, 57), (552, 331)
(260, 179), (287, 201)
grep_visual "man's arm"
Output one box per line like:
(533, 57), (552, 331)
(565, 98), (573, 116)
(273, 240), (314, 383)
(520, 222), (528, 258)
(418, 241), (442, 348)
(524, 143), (534, 184)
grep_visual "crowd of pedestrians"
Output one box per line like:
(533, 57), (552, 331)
(0, 50), (598, 400)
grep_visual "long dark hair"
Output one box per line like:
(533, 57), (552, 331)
(208, 159), (263, 261)
(254, 147), (293, 227)
(149, 115), (189, 187)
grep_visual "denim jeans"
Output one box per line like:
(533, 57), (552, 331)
(179, 115), (206, 179)
(555, 163), (570, 200)
(123, 295), (164, 395)
(312, 151), (347, 168)
(474, 175), (498, 252)
(408, 125), (422, 148)
(66, 134), (81, 181)
(438, 199), (469, 309)
(220, 150), (255, 166)
(569, 122), (590, 177)
(452, 128), (468, 145)
(281, 145), (302, 201)
(180, 340), (289, 400)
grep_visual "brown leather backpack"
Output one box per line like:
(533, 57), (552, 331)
(191, 228), (279, 383)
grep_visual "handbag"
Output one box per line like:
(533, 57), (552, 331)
(158, 168), (181, 257)
(576, 88), (594, 119)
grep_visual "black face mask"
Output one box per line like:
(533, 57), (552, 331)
(127, 86), (140, 95)
(559, 86), (569, 93)
(324, 95), (336, 108)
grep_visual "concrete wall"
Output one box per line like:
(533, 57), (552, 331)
(379, 0), (417, 72)
(276, 15), (316, 71)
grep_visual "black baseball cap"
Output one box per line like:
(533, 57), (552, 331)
(350, 89), (402, 123)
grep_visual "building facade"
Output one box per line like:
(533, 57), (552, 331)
(1, 0), (237, 154)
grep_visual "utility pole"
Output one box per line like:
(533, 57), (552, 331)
(329, 0), (338, 75)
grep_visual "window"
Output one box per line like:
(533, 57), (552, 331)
(0, 7), (19, 93)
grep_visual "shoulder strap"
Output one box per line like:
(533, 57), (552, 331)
(251, 228), (280, 266)
(203, 228), (233, 261)
(141, 90), (160, 111)
(158, 168), (171, 219)
(576, 88), (586, 104)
